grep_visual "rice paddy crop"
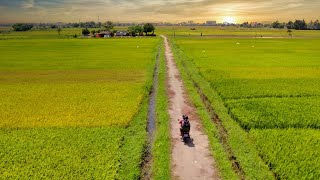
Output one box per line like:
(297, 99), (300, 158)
(0, 37), (160, 178)
(226, 97), (320, 129)
(0, 127), (124, 179)
(173, 34), (320, 179)
(0, 39), (158, 128)
(250, 129), (320, 180)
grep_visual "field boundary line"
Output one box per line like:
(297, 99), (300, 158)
(141, 47), (160, 179)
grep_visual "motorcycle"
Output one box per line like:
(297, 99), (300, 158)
(181, 130), (190, 142)
(178, 119), (191, 142)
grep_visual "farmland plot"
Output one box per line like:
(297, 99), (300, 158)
(0, 38), (159, 178)
(173, 37), (320, 179)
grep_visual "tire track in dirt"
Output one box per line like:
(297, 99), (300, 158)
(161, 35), (220, 180)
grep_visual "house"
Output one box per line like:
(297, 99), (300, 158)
(96, 31), (113, 38)
(115, 31), (128, 36)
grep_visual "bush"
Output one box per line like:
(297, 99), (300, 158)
(12, 23), (33, 31)
(82, 28), (90, 36)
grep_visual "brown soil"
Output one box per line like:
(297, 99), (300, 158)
(161, 35), (220, 180)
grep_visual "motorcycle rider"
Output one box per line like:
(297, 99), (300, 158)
(179, 115), (190, 137)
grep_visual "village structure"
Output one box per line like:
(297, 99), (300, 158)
(95, 30), (129, 38)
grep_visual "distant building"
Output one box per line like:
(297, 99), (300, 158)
(206, 21), (217, 26)
(96, 31), (112, 38)
(188, 21), (194, 25)
(115, 31), (128, 36)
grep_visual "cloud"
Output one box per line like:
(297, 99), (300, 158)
(0, 0), (319, 23)
(21, 0), (34, 9)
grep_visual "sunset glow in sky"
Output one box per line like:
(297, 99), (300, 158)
(0, 0), (319, 23)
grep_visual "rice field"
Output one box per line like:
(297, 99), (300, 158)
(173, 35), (320, 179)
(1, 26), (320, 179)
(0, 37), (159, 178)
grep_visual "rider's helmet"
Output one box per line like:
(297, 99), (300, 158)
(182, 115), (189, 120)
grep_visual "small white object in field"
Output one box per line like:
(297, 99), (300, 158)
(252, 45), (255, 48)
(202, 50), (206, 53)
(137, 46), (139, 48)
(236, 42), (240, 45)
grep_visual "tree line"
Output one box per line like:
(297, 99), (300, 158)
(82, 21), (155, 37)
(241, 19), (320, 30)
(11, 21), (156, 35)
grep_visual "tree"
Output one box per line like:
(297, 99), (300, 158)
(294, 20), (307, 30)
(287, 21), (294, 29)
(91, 30), (96, 35)
(103, 21), (114, 31)
(51, 24), (57, 29)
(314, 20), (320, 30)
(12, 23), (33, 31)
(82, 28), (90, 36)
(307, 20), (315, 30)
(240, 22), (249, 28)
(57, 27), (62, 35)
(272, 21), (284, 28)
(80, 21), (97, 28)
(128, 25), (143, 36)
(143, 23), (155, 35)
(73, 23), (80, 28)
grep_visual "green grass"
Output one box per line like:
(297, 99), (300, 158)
(0, 37), (160, 178)
(250, 129), (320, 179)
(151, 41), (171, 180)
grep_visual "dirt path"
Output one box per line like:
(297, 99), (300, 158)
(161, 35), (219, 180)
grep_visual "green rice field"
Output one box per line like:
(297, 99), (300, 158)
(1, 26), (320, 179)
(0, 36), (159, 178)
(172, 34), (320, 179)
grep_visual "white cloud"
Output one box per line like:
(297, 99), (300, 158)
(21, 0), (35, 9)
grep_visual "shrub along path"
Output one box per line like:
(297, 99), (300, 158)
(161, 35), (219, 179)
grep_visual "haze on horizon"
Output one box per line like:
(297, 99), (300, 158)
(0, 0), (319, 24)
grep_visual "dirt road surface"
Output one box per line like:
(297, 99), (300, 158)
(161, 35), (219, 180)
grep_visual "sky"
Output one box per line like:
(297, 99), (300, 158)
(0, 0), (319, 23)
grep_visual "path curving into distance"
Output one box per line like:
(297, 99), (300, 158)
(161, 35), (220, 180)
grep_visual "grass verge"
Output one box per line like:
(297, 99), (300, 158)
(117, 38), (161, 179)
(151, 40), (171, 180)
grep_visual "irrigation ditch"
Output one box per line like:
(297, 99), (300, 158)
(141, 48), (160, 179)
